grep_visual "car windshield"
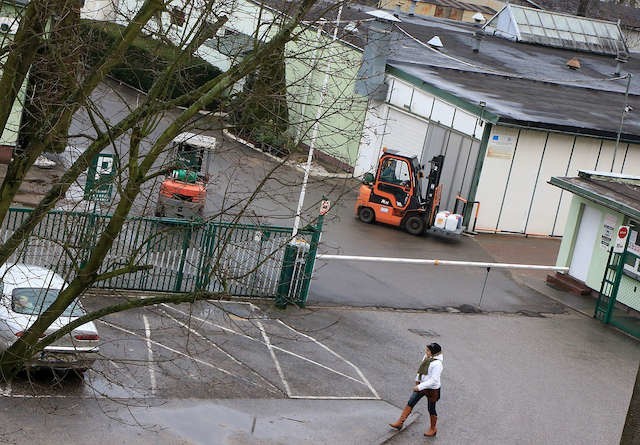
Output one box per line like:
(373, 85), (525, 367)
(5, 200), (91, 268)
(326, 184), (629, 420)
(11, 288), (85, 317)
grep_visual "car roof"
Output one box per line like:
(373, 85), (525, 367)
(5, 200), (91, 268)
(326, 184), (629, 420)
(0, 263), (66, 293)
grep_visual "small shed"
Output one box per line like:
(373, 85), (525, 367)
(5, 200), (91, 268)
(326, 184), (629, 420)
(549, 171), (640, 337)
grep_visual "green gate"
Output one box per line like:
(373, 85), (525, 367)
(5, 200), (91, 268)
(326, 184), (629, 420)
(595, 228), (640, 338)
(0, 208), (320, 306)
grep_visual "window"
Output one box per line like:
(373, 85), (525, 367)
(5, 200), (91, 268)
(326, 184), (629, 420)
(434, 7), (451, 19)
(623, 226), (640, 280)
(12, 288), (85, 317)
(379, 158), (410, 186)
(170, 7), (186, 27)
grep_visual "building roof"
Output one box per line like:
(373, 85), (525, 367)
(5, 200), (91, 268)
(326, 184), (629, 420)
(343, 3), (640, 141)
(257, 1), (640, 140)
(484, 4), (627, 56)
(529, 0), (640, 30)
(549, 171), (640, 220)
(425, 0), (497, 15)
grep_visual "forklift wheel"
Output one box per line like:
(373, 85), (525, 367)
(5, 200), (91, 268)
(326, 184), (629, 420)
(405, 215), (425, 236)
(358, 207), (375, 224)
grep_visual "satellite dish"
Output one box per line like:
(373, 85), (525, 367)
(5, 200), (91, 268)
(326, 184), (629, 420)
(427, 36), (443, 48)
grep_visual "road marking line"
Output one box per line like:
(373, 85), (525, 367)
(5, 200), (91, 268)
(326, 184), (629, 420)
(289, 395), (381, 400)
(102, 320), (259, 385)
(257, 319), (291, 397)
(142, 315), (157, 396)
(161, 304), (371, 388)
(277, 320), (380, 399)
(157, 308), (282, 395)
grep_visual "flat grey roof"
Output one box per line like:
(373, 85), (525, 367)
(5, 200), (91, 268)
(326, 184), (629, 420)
(354, 5), (640, 140)
(549, 175), (640, 220)
(260, 1), (640, 139)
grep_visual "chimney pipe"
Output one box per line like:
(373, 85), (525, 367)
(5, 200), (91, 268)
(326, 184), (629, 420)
(472, 31), (482, 53)
(615, 51), (629, 76)
(355, 10), (401, 98)
(409, 1), (417, 16)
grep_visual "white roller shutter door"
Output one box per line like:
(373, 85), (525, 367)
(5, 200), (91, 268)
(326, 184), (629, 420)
(380, 108), (428, 158)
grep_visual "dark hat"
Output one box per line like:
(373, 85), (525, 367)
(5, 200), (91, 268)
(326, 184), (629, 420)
(427, 342), (442, 354)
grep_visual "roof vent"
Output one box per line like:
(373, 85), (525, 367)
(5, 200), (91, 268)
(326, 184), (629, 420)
(566, 57), (581, 70)
(428, 36), (443, 49)
(472, 12), (485, 24)
(344, 22), (359, 34)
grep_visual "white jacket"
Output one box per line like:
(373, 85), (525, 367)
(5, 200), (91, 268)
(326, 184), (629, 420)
(416, 353), (443, 391)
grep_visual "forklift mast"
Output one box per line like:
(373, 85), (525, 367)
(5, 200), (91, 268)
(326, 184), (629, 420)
(423, 154), (444, 214)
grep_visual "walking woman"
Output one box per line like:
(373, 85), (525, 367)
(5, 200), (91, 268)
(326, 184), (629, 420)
(389, 342), (443, 437)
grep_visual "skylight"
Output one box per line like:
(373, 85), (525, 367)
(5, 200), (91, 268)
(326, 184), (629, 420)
(484, 4), (627, 56)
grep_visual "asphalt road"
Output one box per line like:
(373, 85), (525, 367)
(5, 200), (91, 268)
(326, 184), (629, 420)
(1, 300), (638, 444)
(4, 81), (635, 444)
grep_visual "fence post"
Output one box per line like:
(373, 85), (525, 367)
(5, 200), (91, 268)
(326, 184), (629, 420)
(296, 213), (324, 307)
(276, 241), (299, 308)
(175, 222), (193, 292)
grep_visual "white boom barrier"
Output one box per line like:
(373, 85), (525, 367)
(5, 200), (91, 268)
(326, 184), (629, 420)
(315, 254), (569, 272)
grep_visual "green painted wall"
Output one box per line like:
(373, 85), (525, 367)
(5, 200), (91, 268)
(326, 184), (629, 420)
(556, 195), (626, 289)
(285, 30), (367, 167)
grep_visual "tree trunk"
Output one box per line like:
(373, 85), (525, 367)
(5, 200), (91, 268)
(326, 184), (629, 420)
(621, 360), (640, 444)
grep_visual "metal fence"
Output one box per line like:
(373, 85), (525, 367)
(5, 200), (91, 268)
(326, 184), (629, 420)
(0, 208), (320, 306)
(596, 245), (640, 339)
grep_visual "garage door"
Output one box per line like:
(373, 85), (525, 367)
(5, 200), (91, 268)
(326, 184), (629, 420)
(380, 108), (428, 158)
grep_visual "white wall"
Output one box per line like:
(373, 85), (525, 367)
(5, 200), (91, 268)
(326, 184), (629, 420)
(81, 0), (117, 21)
(475, 125), (640, 236)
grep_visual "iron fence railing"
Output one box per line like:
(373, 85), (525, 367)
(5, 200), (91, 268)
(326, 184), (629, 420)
(0, 208), (319, 306)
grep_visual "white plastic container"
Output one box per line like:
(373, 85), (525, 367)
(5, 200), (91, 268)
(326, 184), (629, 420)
(445, 213), (461, 232)
(434, 211), (449, 229)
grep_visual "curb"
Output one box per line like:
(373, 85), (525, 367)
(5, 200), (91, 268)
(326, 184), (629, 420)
(378, 413), (422, 444)
(222, 129), (353, 179)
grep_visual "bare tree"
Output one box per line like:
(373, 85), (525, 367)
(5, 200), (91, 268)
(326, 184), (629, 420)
(0, 0), (364, 383)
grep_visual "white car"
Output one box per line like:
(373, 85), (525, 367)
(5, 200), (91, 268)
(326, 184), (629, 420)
(0, 264), (99, 372)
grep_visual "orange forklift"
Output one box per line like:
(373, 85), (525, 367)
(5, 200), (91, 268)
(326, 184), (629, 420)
(155, 132), (215, 220)
(355, 149), (448, 236)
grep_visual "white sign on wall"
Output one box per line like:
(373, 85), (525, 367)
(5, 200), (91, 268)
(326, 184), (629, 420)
(601, 213), (617, 250)
(486, 133), (516, 159)
(628, 230), (640, 256)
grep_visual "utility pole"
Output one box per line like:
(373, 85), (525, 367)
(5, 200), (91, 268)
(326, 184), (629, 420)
(291, 3), (343, 237)
(611, 73), (632, 173)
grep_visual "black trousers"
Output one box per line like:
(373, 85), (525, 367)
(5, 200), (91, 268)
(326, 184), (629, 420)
(407, 388), (440, 416)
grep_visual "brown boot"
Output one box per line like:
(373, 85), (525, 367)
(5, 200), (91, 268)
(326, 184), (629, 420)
(389, 406), (412, 429)
(424, 415), (437, 437)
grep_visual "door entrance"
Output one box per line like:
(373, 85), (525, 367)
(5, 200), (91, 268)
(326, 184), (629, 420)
(569, 205), (602, 282)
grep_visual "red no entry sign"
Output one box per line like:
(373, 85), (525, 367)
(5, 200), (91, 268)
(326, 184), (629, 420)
(619, 227), (628, 239)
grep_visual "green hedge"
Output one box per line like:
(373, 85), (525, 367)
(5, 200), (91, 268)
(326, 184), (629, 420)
(80, 20), (222, 110)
